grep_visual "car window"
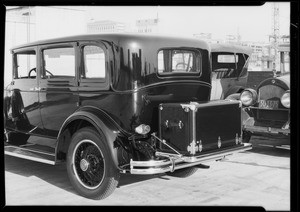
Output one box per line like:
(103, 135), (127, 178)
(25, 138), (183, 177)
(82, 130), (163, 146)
(217, 54), (238, 63)
(82, 45), (106, 79)
(212, 53), (241, 79)
(13, 50), (36, 79)
(42, 47), (75, 79)
(158, 49), (201, 75)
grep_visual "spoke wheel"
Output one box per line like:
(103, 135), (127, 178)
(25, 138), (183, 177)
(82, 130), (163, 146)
(66, 127), (120, 200)
(73, 140), (105, 189)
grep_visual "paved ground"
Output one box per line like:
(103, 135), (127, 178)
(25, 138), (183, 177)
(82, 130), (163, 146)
(4, 136), (290, 210)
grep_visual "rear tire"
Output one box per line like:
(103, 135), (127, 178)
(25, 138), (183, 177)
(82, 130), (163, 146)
(166, 167), (198, 178)
(66, 127), (120, 200)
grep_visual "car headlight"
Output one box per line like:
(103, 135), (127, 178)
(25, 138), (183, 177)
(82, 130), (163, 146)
(280, 90), (290, 108)
(240, 89), (257, 106)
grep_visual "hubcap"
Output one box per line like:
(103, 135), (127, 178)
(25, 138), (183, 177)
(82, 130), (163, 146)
(80, 159), (89, 171)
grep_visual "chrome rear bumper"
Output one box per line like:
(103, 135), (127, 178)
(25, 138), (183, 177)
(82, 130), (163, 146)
(130, 143), (252, 175)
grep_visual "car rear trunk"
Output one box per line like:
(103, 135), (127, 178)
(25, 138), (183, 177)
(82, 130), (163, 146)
(158, 100), (242, 156)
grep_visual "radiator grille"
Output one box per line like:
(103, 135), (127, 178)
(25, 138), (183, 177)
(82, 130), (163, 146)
(258, 85), (285, 101)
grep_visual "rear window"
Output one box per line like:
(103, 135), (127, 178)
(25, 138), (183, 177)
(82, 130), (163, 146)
(157, 49), (201, 76)
(217, 54), (238, 63)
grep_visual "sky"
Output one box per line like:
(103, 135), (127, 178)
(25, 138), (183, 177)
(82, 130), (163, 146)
(84, 2), (290, 42)
(4, 3), (291, 85)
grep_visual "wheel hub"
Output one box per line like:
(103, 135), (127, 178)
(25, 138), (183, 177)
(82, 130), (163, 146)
(80, 159), (89, 172)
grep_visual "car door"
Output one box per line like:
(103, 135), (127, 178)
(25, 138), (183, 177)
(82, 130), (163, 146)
(38, 42), (79, 138)
(5, 46), (44, 138)
(77, 41), (110, 105)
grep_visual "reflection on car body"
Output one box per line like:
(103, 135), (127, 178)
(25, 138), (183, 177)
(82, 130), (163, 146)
(210, 43), (252, 100)
(4, 33), (252, 200)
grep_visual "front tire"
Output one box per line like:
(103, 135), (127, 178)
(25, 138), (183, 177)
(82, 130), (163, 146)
(66, 127), (120, 200)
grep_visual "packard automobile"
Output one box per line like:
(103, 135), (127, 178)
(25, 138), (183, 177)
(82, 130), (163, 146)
(210, 43), (252, 100)
(4, 34), (252, 200)
(240, 71), (290, 142)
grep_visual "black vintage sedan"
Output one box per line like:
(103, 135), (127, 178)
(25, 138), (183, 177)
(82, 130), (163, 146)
(4, 33), (251, 200)
(240, 72), (290, 142)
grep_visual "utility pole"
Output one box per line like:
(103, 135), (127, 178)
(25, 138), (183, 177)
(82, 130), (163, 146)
(22, 6), (31, 71)
(270, 3), (280, 74)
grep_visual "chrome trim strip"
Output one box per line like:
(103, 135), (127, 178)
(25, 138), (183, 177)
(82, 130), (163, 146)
(130, 143), (252, 175)
(5, 151), (56, 165)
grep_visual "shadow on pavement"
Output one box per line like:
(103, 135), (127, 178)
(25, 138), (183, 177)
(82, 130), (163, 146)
(4, 155), (166, 193)
(117, 173), (167, 188)
(4, 155), (76, 194)
(246, 135), (290, 158)
(4, 134), (290, 196)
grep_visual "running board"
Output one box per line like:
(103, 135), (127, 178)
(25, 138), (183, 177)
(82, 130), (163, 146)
(4, 144), (56, 165)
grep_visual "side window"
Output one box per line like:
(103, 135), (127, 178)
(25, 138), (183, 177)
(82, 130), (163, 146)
(213, 53), (239, 79)
(13, 50), (36, 79)
(42, 47), (75, 79)
(82, 45), (106, 79)
(157, 49), (201, 75)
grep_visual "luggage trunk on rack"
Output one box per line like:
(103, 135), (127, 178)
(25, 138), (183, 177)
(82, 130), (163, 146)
(158, 100), (242, 156)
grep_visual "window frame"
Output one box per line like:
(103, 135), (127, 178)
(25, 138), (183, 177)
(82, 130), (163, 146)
(79, 42), (108, 83)
(39, 42), (78, 81)
(12, 46), (38, 80)
(156, 47), (202, 78)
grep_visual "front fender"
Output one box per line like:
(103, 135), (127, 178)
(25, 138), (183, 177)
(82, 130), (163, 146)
(57, 106), (130, 169)
(224, 85), (245, 99)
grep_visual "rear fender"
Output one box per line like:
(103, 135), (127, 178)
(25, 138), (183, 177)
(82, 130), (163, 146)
(56, 106), (129, 169)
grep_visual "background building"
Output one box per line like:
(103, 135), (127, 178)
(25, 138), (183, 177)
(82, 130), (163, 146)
(278, 35), (290, 73)
(136, 18), (159, 33)
(193, 33), (212, 42)
(5, 6), (86, 86)
(87, 20), (126, 33)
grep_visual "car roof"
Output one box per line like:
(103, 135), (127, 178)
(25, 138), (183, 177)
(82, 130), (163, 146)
(211, 43), (252, 56)
(11, 33), (210, 51)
